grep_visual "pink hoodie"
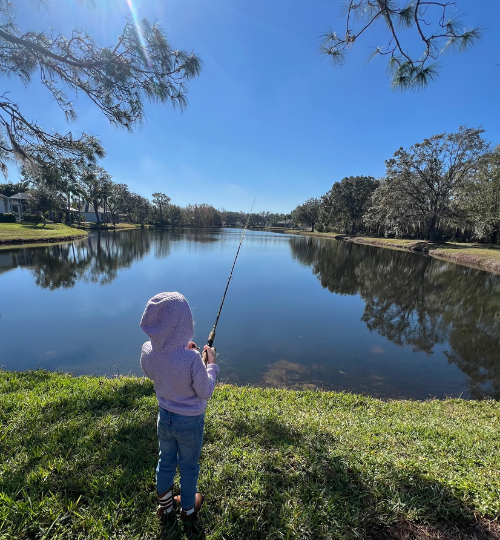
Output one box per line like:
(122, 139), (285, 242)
(140, 292), (219, 416)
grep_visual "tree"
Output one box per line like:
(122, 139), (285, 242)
(60, 176), (84, 225)
(107, 183), (130, 226)
(292, 198), (321, 232)
(0, 180), (30, 197)
(223, 211), (244, 227)
(166, 204), (182, 227)
(28, 185), (63, 225)
(152, 192), (171, 225)
(457, 146), (500, 243)
(371, 127), (490, 241)
(247, 212), (266, 228)
(129, 194), (152, 226)
(21, 158), (86, 225)
(80, 166), (112, 225)
(193, 204), (222, 227)
(0, 2), (201, 175)
(321, 1), (482, 90)
(320, 176), (379, 234)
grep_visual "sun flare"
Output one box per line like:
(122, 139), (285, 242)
(126, 0), (151, 67)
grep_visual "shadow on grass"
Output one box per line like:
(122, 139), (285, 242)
(158, 519), (208, 540)
(3, 377), (498, 539)
(204, 414), (498, 540)
(3, 378), (157, 495)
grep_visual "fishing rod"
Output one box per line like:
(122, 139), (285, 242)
(202, 198), (256, 365)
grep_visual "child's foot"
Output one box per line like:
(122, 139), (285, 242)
(157, 486), (176, 522)
(174, 493), (204, 522)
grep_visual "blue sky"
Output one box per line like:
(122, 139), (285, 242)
(8, 0), (500, 213)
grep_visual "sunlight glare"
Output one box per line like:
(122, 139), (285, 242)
(126, 0), (152, 67)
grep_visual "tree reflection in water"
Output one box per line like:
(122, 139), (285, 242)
(0, 228), (230, 291)
(1, 230), (153, 289)
(289, 236), (500, 399)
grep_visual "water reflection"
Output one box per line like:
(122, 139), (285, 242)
(0, 230), (152, 289)
(2, 229), (500, 400)
(290, 236), (500, 399)
(0, 229), (299, 290)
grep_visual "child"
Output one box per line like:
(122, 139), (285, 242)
(140, 292), (219, 522)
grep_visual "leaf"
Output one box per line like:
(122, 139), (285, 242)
(366, 47), (383, 65)
(397, 3), (416, 29)
(320, 46), (346, 68)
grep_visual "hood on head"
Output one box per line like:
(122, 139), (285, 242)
(140, 292), (194, 353)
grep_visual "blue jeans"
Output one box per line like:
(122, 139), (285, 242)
(156, 408), (205, 509)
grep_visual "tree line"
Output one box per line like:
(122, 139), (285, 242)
(0, 171), (295, 229)
(291, 127), (500, 243)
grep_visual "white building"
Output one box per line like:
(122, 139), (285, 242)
(0, 194), (9, 214)
(75, 201), (114, 223)
(8, 193), (30, 219)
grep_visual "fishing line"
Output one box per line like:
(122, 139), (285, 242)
(202, 198), (256, 364)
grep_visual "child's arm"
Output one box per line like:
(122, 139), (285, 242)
(191, 348), (219, 400)
(140, 342), (153, 379)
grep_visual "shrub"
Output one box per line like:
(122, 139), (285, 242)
(22, 213), (43, 223)
(0, 213), (16, 223)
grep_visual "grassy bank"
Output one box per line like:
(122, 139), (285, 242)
(0, 223), (88, 245)
(285, 229), (340, 239)
(285, 230), (500, 275)
(343, 237), (500, 275)
(1, 371), (499, 539)
(77, 223), (149, 230)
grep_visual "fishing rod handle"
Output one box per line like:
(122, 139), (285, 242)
(202, 330), (216, 365)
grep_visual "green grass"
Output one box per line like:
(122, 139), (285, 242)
(432, 244), (500, 258)
(359, 238), (417, 246)
(284, 229), (341, 238)
(78, 223), (148, 230)
(349, 236), (500, 254)
(0, 371), (499, 540)
(0, 223), (87, 244)
(335, 236), (500, 274)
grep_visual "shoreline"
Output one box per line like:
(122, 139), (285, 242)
(3, 224), (500, 276)
(342, 236), (500, 275)
(1, 369), (498, 539)
(0, 222), (89, 247)
(0, 233), (88, 246)
(285, 230), (500, 275)
(0, 223), (147, 247)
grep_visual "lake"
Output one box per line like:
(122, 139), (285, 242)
(1, 228), (499, 400)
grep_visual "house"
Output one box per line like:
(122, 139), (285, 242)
(75, 201), (115, 223)
(0, 194), (9, 214)
(0, 192), (30, 219)
(8, 193), (30, 219)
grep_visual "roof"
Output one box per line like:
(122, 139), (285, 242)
(0, 193), (7, 199)
(9, 192), (29, 200)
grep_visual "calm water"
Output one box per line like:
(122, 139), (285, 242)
(1, 228), (499, 400)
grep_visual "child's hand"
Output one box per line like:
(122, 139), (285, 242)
(203, 345), (217, 364)
(187, 341), (198, 350)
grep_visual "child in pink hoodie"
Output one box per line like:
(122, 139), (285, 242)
(140, 292), (219, 522)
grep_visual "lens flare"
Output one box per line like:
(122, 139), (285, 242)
(126, 0), (151, 67)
